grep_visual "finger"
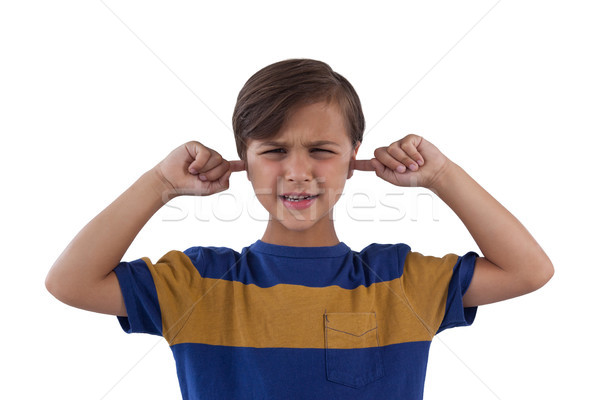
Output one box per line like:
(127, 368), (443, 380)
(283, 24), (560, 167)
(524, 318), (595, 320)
(371, 157), (406, 187)
(228, 160), (246, 172)
(387, 145), (417, 172)
(186, 142), (211, 172)
(217, 168), (233, 189)
(374, 147), (408, 173)
(201, 159), (244, 182)
(197, 159), (231, 182)
(353, 159), (376, 172)
(370, 157), (387, 177)
(394, 136), (424, 168)
(191, 152), (224, 176)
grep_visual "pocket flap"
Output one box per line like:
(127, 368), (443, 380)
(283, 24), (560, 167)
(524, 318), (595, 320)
(325, 312), (377, 337)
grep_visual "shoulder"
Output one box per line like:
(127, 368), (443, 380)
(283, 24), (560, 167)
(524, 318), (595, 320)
(352, 242), (414, 268)
(348, 242), (412, 280)
(183, 244), (241, 262)
(181, 244), (244, 278)
(354, 242), (412, 258)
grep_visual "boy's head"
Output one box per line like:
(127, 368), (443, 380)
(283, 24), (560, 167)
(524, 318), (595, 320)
(232, 58), (365, 162)
(231, 59), (366, 243)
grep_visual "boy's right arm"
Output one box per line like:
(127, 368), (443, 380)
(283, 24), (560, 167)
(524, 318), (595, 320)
(45, 141), (244, 317)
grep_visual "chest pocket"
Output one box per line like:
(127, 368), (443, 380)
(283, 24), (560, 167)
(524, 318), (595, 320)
(324, 312), (385, 388)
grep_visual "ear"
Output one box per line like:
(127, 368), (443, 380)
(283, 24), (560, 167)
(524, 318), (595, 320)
(347, 141), (361, 179)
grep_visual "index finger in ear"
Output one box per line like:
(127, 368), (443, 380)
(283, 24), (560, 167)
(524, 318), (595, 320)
(353, 159), (376, 171)
(229, 160), (246, 172)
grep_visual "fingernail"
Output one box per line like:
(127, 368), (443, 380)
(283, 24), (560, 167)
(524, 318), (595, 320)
(189, 168), (198, 174)
(199, 175), (207, 181)
(417, 159), (424, 166)
(409, 163), (418, 171)
(396, 165), (406, 173)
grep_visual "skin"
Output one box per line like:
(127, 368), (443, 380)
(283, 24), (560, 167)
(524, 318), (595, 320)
(356, 135), (554, 307)
(244, 101), (360, 247)
(179, 100), (554, 307)
(234, 100), (553, 307)
(46, 100), (553, 316)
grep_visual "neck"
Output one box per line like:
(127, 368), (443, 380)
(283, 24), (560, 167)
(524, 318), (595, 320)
(261, 232), (340, 247)
(260, 214), (340, 247)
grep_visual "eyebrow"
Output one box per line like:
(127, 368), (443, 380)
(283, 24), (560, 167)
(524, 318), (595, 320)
(257, 140), (341, 148)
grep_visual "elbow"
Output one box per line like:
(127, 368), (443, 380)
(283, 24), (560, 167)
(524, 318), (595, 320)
(45, 260), (63, 297)
(46, 274), (80, 307)
(45, 270), (65, 302)
(45, 267), (76, 304)
(525, 259), (554, 292)
(45, 270), (58, 296)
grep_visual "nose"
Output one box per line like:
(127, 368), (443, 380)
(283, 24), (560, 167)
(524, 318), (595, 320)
(284, 151), (313, 182)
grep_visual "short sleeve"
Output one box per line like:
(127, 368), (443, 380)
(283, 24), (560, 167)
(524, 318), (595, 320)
(113, 249), (204, 343)
(401, 248), (479, 338)
(436, 251), (479, 334)
(113, 258), (163, 336)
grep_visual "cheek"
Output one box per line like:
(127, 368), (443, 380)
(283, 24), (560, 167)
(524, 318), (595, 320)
(248, 162), (280, 194)
(313, 166), (347, 203)
(318, 159), (350, 183)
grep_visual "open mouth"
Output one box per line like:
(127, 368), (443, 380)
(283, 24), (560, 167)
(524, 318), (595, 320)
(279, 194), (319, 202)
(279, 193), (320, 210)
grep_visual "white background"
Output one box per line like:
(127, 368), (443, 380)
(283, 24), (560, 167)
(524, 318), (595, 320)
(1, 1), (598, 399)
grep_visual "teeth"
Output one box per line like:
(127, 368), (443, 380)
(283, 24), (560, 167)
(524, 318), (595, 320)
(283, 195), (315, 201)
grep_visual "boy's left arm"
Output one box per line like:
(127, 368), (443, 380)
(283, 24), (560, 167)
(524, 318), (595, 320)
(354, 134), (554, 307)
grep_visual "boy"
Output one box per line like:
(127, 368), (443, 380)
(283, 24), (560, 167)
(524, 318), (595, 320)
(45, 58), (553, 399)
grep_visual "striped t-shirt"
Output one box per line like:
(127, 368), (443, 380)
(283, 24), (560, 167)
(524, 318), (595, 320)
(114, 240), (478, 399)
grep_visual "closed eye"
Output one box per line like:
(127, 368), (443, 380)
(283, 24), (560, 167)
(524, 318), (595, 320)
(262, 148), (335, 154)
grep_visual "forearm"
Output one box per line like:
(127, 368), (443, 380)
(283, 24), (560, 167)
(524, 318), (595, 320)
(430, 161), (553, 281)
(46, 167), (171, 296)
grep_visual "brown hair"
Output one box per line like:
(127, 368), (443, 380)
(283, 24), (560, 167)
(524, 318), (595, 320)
(232, 58), (365, 160)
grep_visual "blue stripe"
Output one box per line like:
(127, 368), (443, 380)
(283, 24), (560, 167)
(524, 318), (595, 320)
(170, 341), (431, 400)
(114, 258), (162, 336)
(437, 251), (479, 333)
(182, 241), (411, 289)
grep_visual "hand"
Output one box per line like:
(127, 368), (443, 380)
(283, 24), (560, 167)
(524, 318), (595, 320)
(153, 141), (245, 198)
(352, 134), (450, 189)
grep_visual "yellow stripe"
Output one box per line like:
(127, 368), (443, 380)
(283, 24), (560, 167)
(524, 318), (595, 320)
(144, 250), (458, 348)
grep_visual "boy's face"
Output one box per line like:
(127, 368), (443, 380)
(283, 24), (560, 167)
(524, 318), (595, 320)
(245, 101), (360, 245)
